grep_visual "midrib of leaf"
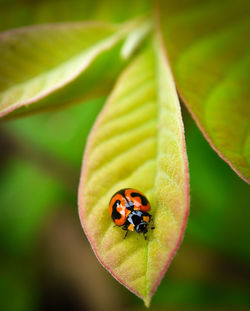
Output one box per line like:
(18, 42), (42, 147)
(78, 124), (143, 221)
(0, 18), (149, 117)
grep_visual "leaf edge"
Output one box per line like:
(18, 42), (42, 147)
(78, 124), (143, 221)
(154, 0), (250, 185)
(78, 38), (190, 306)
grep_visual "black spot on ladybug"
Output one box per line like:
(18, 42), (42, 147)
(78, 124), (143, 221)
(112, 200), (121, 220)
(116, 189), (126, 196)
(130, 192), (148, 206)
(115, 189), (134, 210)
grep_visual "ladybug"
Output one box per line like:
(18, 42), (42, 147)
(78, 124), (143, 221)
(109, 188), (154, 239)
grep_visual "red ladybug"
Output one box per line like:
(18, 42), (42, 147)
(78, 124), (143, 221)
(109, 188), (154, 239)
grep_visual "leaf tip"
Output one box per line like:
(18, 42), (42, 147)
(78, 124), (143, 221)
(143, 296), (151, 308)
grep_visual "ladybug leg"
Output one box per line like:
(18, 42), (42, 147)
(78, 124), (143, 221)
(113, 224), (119, 228)
(122, 223), (129, 239)
(150, 217), (155, 230)
(123, 230), (129, 239)
(143, 232), (147, 240)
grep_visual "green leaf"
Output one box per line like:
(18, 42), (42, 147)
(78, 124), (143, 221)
(0, 19), (144, 118)
(78, 41), (189, 305)
(156, 0), (250, 183)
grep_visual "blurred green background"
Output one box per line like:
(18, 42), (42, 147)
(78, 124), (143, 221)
(1, 97), (250, 311)
(0, 1), (250, 310)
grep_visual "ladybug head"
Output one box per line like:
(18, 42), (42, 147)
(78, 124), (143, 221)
(135, 221), (148, 234)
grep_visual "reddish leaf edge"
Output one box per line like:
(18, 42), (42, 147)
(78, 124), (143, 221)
(0, 20), (139, 118)
(78, 38), (190, 306)
(154, 2), (250, 185)
(179, 92), (250, 185)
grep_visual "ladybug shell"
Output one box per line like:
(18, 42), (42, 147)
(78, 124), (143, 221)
(109, 188), (150, 226)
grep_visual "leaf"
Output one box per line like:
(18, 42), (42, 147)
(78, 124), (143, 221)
(78, 40), (189, 306)
(156, 0), (250, 183)
(0, 19), (144, 118)
(3, 46), (122, 119)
